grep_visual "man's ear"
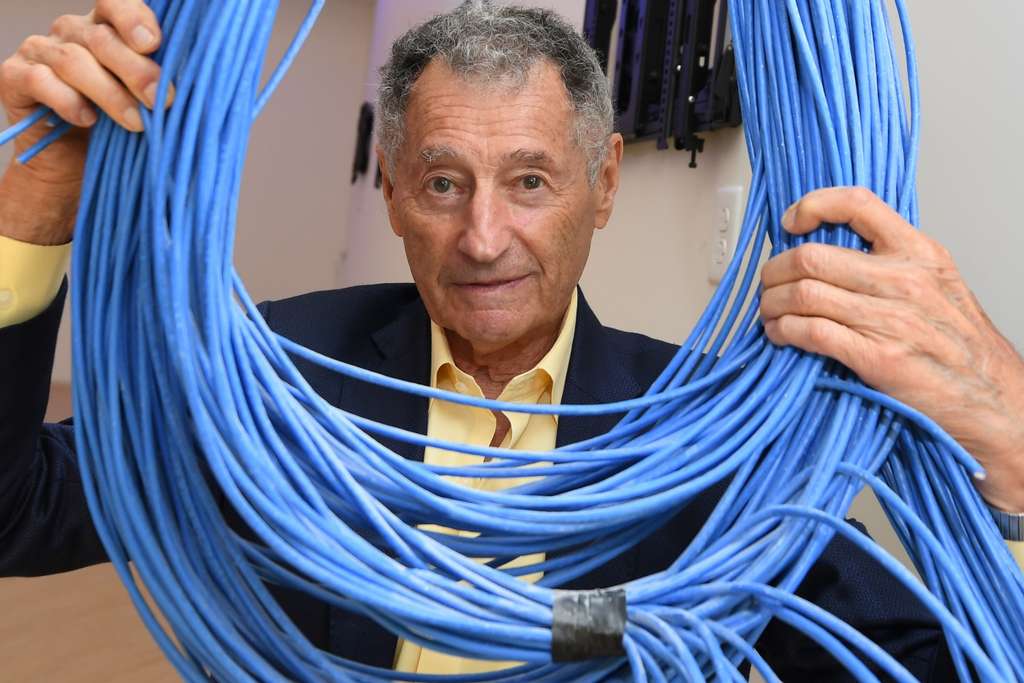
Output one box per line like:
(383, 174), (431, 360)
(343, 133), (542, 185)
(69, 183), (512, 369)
(376, 146), (403, 237)
(594, 133), (624, 230)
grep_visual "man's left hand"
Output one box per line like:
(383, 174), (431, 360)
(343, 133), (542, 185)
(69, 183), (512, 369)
(760, 187), (1024, 512)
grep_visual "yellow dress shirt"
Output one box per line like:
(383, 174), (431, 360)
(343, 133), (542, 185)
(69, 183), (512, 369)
(393, 291), (577, 675)
(1, 237), (1023, 664)
(0, 233), (70, 328)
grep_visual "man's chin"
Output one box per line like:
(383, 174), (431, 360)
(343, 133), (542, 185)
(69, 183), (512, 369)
(457, 315), (527, 348)
(443, 306), (539, 352)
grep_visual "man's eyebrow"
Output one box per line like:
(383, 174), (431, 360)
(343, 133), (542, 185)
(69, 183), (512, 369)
(419, 146), (459, 164)
(507, 149), (552, 165)
(417, 146), (553, 165)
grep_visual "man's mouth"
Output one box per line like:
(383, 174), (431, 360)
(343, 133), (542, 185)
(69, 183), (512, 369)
(455, 275), (528, 291)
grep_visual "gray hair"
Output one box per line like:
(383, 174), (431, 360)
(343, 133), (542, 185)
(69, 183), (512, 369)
(377, 1), (614, 185)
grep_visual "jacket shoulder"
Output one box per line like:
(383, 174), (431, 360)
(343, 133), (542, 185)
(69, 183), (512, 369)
(258, 282), (420, 359)
(601, 325), (680, 388)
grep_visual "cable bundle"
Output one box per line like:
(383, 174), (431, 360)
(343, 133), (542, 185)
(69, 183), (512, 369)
(3, 0), (1023, 681)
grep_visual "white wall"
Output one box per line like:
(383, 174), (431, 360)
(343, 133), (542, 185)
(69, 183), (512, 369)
(907, 0), (1024, 349)
(0, 0), (377, 383)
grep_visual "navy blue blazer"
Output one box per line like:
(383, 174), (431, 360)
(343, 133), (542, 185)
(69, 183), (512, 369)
(0, 282), (955, 680)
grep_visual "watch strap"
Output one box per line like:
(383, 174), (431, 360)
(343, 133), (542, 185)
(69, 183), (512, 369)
(988, 503), (1024, 542)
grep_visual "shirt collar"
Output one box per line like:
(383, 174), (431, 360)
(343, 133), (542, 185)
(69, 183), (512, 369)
(429, 289), (578, 405)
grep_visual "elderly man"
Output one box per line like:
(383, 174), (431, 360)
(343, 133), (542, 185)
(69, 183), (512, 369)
(1, 1), (1022, 679)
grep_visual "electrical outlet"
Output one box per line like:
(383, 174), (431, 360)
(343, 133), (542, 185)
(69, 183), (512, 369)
(708, 185), (745, 284)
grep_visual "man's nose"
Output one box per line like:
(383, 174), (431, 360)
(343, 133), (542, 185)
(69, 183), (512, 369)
(457, 186), (513, 264)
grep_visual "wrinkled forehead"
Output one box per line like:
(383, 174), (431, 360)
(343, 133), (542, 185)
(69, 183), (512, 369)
(400, 58), (578, 156)
(407, 56), (570, 110)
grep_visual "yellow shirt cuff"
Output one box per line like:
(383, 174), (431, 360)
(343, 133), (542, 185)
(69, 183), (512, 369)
(1008, 540), (1024, 571)
(0, 233), (71, 328)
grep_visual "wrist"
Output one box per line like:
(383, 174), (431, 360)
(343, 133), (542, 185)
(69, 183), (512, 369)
(0, 163), (80, 245)
(975, 453), (1024, 513)
(969, 401), (1024, 512)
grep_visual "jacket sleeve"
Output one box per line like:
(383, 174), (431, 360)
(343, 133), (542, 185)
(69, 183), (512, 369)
(0, 283), (107, 576)
(754, 519), (957, 682)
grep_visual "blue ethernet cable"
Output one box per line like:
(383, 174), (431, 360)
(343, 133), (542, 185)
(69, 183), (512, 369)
(1, 0), (1022, 681)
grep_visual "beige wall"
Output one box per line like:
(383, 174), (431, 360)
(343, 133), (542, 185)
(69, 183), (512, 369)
(0, 0), (377, 383)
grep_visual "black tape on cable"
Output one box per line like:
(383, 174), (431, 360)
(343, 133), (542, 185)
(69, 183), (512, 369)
(551, 589), (627, 661)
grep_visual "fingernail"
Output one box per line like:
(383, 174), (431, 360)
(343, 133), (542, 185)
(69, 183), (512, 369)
(143, 83), (158, 109)
(132, 25), (156, 50)
(123, 107), (144, 132)
(781, 204), (797, 230)
(80, 108), (97, 126)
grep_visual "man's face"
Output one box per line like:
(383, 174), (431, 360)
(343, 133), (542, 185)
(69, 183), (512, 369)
(380, 60), (622, 354)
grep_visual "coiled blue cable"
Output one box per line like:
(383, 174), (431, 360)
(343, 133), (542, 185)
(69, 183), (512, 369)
(3, 0), (1023, 680)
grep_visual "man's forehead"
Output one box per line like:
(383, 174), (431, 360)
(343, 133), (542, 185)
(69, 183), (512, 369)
(401, 60), (577, 170)
(405, 59), (573, 122)
(414, 57), (561, 95)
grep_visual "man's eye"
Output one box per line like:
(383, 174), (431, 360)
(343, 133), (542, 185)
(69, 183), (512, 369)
(521, 175), (544, 191)
(430, 177), (454, 194)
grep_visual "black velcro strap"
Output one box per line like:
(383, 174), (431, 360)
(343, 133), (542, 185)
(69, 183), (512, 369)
(551, 589), (627, 661)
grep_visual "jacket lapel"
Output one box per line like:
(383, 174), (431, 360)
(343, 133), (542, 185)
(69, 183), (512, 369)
(328, 296), (431, 665)
(336, 296), (431, 463)
(556, 289), (644, 448)
(555, 290), (651, 590)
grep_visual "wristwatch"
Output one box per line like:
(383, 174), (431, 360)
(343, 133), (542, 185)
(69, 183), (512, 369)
(988, 503), (1024, 542)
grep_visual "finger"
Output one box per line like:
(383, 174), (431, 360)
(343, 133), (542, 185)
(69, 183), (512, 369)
(763, 314), (870, 373)
(19, 34), (144, 132)
(760, 278), (880, 331)
(52, 15), (173, 109)
(761, 242), (924, 302)
(91, 0), (162, 54)
(781, 186), (921, 255)
(1, 57), (97, 127)
(762, 243), (870, 290)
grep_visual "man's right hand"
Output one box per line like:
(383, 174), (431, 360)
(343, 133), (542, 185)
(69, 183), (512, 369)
(0, 0), (172, 245)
